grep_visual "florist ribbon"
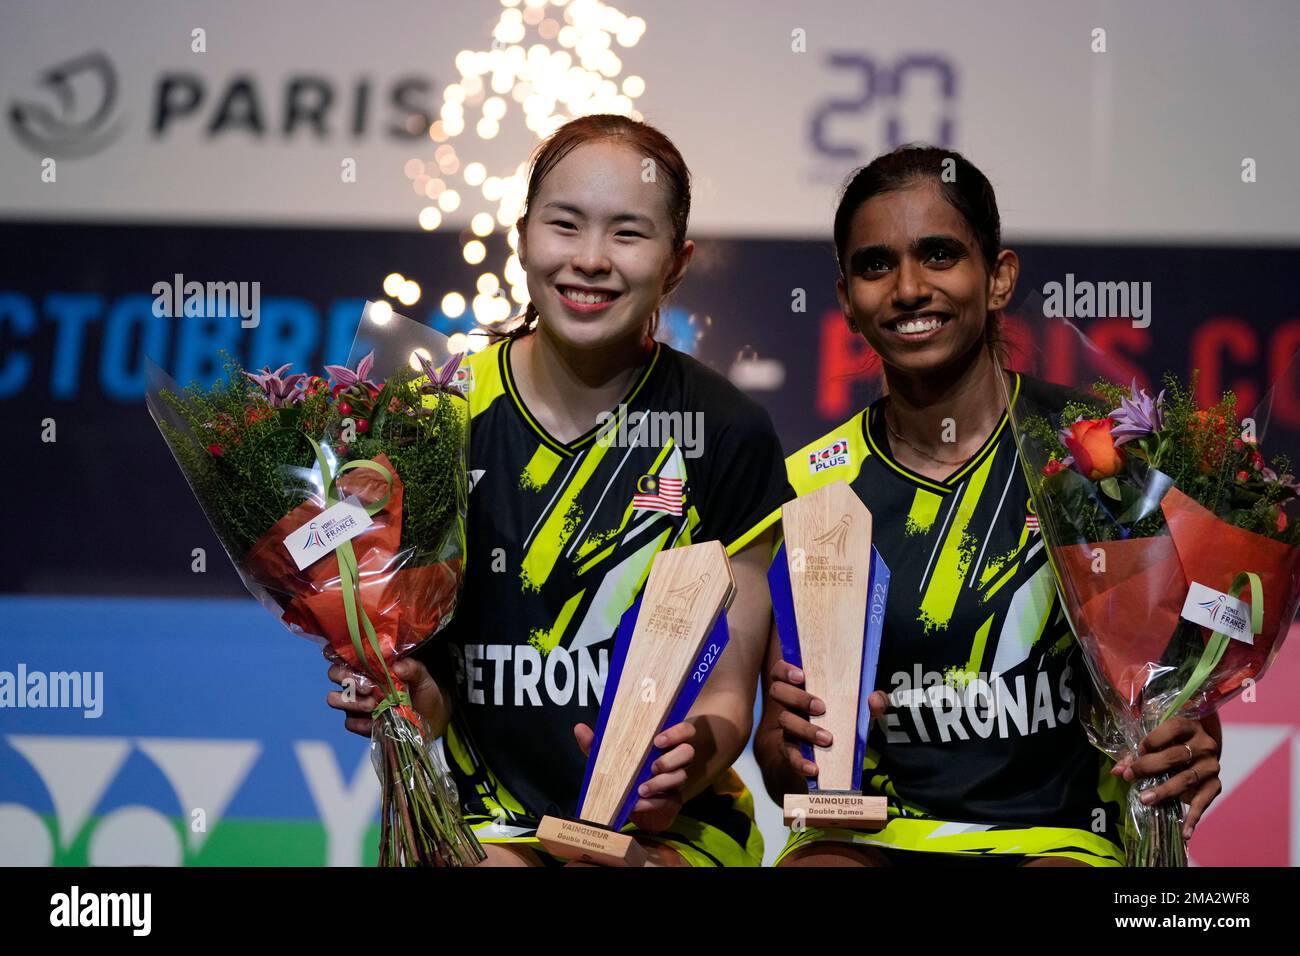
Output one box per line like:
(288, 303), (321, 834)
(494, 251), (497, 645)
(305, 436), (410, 720)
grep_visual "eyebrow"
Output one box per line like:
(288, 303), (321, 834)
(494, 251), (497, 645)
(847, 234), (967, 273)
(543, 201), (655, 228)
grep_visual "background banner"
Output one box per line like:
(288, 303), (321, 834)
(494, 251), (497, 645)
(3, 0), (1299, 867)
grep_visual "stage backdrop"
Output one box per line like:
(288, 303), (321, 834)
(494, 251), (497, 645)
(3, 0), (1300, 867)
(2, 0), (1297, 242)
(4, 221), (1300, 866)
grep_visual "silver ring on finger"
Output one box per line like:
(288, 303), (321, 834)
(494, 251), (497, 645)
(1183, 743), (1194, 765)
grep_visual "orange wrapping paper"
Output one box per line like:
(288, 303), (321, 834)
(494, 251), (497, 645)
(1056, 486), (1300, 708)
(242, 452), (461, 678)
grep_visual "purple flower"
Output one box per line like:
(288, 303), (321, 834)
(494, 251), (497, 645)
(417, 350), (465, 394)
(1107, 379), (1165, 447)
(243, 363), (305, 408)
(324, 351), (378, 393)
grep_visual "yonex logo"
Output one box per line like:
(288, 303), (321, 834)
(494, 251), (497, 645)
(2, 734), (381, 867)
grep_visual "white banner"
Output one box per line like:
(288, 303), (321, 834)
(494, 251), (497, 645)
(1, 0), (1296, 241)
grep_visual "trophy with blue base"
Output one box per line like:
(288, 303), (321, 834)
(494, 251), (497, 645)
(536, 541), (735, 866)
(770, 479), (891, 829)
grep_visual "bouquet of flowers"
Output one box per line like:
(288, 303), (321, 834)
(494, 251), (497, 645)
(1004, 367), (1300, 866)
(146, 301), (484, 867)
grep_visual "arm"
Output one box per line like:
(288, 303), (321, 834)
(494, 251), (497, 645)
(677, 528), (776, 803)
(616, 395), (793, 827)
(412, 641), (459, 737)
(585, 529), (776, 831)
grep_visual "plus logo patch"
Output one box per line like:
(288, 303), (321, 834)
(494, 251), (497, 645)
(808, 438), (851, 475)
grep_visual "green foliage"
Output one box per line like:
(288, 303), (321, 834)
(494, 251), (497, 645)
(155, 355), (466, 563)
(345, 371), (467, 563)
(1019, 371), (1300, 547)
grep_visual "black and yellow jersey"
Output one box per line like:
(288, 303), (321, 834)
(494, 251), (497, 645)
(760, 372), (1127, 866)
(417, 335), (789, 866)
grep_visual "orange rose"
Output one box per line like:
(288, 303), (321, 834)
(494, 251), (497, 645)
(1062, 418), (1125, 480)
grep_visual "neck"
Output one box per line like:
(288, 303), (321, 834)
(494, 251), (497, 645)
(881, 343), (1011, 457)
(513, 324), (654, 438)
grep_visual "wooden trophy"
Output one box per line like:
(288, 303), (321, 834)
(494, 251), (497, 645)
(536, 541), (736, 866)
(771, 479), (891, 829)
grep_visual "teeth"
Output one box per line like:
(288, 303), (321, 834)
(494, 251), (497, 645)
(896, 316), (943, 334)
(563, 288), (614, 304)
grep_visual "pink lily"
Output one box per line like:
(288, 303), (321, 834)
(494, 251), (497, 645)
(324, 351), (379, 394)
(243, 363), (305, 408)
(416, 351), (465, 394)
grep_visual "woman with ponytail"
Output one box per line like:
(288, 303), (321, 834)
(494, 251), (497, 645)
(328, 114), (789, 866)
(752, 146), (1223, 866)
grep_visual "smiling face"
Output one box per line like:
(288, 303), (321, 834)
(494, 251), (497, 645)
(836, 177), (1014, 378)
(517, 139), (692, 352)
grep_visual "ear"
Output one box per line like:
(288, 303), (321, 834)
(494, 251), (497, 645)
(835, 275), (859, 333)
(662, 238), (695, 297)
(987, 248), (1019, 310)
(515, 217), (528, 269)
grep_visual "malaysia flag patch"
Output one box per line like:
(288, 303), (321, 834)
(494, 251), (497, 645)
(633, 474), (683, 516)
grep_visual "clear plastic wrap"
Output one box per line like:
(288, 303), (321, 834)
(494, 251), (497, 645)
(1000, 308), (1300, 865)
(146, 300), (483, 866)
